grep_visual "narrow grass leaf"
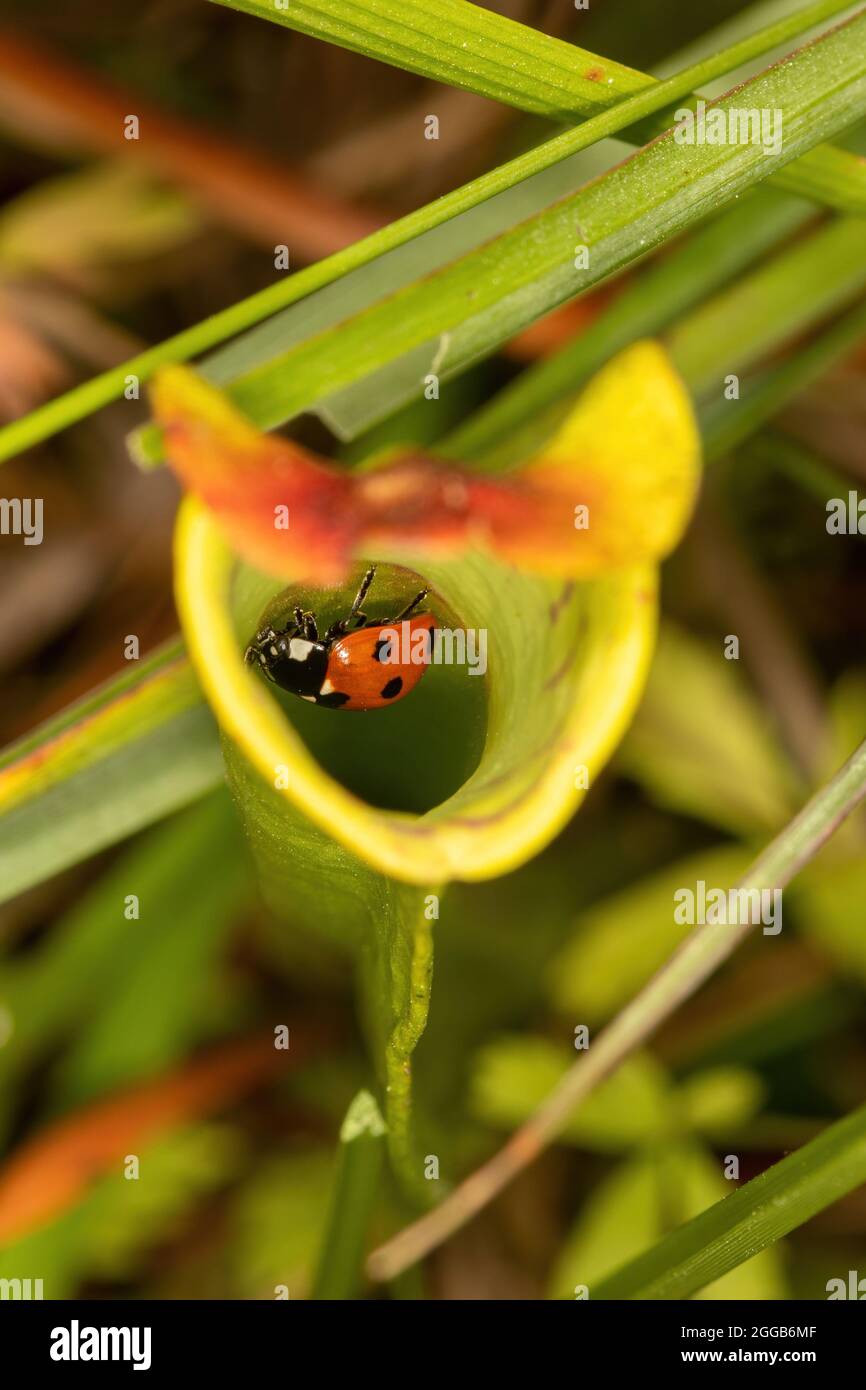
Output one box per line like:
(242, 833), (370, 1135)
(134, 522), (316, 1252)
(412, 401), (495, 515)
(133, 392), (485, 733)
(192, 12), (866, 439)
(0, 644), (222, 904)
(210, 0), (866, 210)
(594, 1102), (866, 1299)
(2, 0), (860, 461)
(311, 1090), (386, 1300)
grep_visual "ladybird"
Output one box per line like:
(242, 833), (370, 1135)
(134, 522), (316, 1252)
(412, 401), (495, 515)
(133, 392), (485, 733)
(244, 565), (435, 711)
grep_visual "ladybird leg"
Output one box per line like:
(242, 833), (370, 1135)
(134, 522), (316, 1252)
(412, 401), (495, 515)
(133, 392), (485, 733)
(288, 607), (318, 640)
(325, 607), (371, 640)
(245, 622), (277, 664)
(388, 587), (429, 623)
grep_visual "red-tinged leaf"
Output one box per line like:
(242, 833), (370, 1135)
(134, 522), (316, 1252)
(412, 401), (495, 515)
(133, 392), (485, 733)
(0, 1033), (309, 1243)
(150, 341), (700, 585)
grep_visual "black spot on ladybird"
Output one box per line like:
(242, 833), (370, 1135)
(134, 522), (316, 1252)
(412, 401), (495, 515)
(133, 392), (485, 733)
(317, 689), (351, 709)
(380, 677), (403, 700)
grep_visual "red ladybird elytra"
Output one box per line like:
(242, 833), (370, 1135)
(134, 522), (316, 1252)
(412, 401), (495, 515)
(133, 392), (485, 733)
(243, 565), (435, 711)
(324, 613), (436, 710)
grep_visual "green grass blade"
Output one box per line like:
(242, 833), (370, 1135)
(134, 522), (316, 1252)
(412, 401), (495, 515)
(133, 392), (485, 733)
(311, 1091), (387, 1300)
(197, 11), (866, 439)
(452, 207), (866, 463)
(699, 295), (866, 459)
(593, 1101), (866, 1299)
(0, 0), (861, 461)
(208, 0), (849, 127)
(668, 216), (866, 396)
(0, 643), (222, 903)
(211, 0), (866, 209)
(446, 186), (814, 458)
(206, 0), (655, 118)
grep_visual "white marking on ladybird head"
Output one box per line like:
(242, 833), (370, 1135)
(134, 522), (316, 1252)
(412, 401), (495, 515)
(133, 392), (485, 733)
(269, 644), (278, 656)
(319, 678), (335, 696)
(301, 694), (316, 702)
(289, 638), (314, 661)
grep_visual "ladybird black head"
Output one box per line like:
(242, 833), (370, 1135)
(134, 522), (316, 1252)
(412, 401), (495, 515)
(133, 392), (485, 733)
(245, 629), (330, 700)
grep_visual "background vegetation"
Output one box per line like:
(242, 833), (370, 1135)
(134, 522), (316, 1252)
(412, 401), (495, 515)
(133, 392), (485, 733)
(1, 0), (865, 1300)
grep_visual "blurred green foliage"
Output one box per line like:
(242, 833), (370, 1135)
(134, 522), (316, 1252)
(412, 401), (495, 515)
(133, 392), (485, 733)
(1, 0), (866, 1302)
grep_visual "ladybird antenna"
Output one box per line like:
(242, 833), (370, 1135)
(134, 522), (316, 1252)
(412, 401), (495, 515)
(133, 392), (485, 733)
(391, 586), (429, 623)
(349, 565), (376, 620)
